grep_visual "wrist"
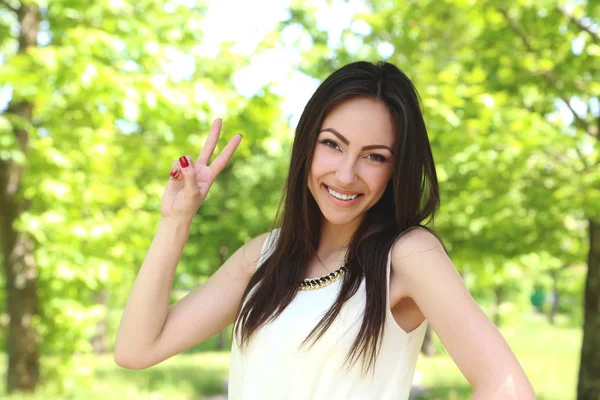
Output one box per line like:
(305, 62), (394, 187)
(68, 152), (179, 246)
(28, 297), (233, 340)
(158, 216), (194, 233)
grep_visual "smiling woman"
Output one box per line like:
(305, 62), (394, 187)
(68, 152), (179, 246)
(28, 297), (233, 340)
(115, 61), (535, 400)
(308, 97), (395, 228)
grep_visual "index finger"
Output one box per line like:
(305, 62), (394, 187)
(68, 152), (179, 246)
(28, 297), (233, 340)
(197, 118), (222, 166)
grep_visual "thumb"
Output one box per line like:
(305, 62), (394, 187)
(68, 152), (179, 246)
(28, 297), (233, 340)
(179, 156), (200, 199)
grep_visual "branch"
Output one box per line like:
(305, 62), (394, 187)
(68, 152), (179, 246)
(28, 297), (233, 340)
(560, 97), (595, 138)
(522, 103), (596, 174)
(557, 6), (600, 45)
(573, 145), (590, 172)
(498, 7), (597, 140)
(0, 0), (18, 13)
(498, 7), (588, 93)
(497, 8), (534, 52)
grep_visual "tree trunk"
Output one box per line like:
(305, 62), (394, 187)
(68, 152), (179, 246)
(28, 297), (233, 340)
(577, 219), (600, 400)
(215, 331), (225, 350)
(2, 231), (39, 393)
(0, 4), (41, 394)
(493, 285), (504, 327)
(549, 268), (559, 325)
(91, 290), (109, 354)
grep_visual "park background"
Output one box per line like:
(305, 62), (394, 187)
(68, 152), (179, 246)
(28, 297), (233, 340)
(0, 0), (598, 399)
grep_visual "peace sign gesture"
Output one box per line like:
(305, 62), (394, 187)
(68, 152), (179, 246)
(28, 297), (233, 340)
(161, 119), (242, 221)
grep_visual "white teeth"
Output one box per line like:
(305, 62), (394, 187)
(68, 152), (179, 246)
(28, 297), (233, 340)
(327, 186), (359, 201)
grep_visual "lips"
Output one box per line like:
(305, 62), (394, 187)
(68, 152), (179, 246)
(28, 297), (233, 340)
(323, 184), (362, 196)
(321, 184), (364, 207)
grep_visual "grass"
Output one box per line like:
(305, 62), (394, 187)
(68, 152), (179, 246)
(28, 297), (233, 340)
(1, 313), (581, 399)
(1, 352), (231, 400)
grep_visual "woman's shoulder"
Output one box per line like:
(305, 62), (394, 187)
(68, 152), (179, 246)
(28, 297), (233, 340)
(242, 228), (282, 273)
(242, 228), (280, 255)
(391, 226), (445, 261)
(389, 226), (452, 301)
(236, 231), (273, 276)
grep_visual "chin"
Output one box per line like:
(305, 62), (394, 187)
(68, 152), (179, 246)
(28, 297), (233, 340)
(320, 210), (365, 227)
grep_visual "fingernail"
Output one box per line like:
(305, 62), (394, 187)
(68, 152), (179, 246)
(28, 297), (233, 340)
(179, 156), (189, 168)
(170, 168), (178, 177)
(238, 134), (243, 139)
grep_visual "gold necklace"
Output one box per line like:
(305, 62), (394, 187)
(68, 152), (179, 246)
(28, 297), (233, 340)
(299, 265), (348, 291)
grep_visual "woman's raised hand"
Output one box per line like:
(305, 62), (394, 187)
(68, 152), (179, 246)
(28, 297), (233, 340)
(161, 119), (242, 221)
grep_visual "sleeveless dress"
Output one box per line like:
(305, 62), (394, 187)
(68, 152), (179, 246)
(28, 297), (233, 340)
(228, 229), (428, 400)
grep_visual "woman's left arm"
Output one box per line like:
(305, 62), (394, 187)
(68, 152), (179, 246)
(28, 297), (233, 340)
(392, 228), (536, 400)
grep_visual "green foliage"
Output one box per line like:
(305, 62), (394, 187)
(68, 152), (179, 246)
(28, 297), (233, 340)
(0, 0), (288, 391)
(1, 0), (596, 394)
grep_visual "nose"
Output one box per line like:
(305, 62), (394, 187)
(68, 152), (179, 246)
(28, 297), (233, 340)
(334, 157), (358, 186)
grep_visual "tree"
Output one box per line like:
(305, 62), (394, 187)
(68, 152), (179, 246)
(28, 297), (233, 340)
(1, 2), (41, 392)
(0, 0), (287, 394)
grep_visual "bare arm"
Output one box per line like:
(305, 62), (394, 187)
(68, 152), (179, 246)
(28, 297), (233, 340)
(113, 216), (192, 367)
(114, 225), (267, 369)
(114, 118), (250, 369)
(392, 228), (536, 399)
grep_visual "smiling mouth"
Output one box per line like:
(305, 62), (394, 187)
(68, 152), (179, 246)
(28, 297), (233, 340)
(323, 184), (363, 201)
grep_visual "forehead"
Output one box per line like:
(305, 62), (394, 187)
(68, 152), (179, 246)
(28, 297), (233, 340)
(320, 97), (395, 146)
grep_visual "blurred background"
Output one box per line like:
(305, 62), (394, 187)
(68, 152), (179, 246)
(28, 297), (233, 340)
(0, 0), (598, 399)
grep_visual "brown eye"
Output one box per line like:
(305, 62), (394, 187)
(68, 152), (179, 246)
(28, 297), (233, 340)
(320, 139), (340, 150)
(366, 154), (386, 163)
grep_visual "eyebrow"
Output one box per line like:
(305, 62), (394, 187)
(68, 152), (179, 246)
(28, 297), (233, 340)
(319, 128), (394, 154)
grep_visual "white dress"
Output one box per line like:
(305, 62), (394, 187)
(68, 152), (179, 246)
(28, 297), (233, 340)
(228, 229), (428, 399)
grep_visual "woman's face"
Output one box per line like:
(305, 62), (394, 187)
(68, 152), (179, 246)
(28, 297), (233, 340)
(308, 96), (395, 228)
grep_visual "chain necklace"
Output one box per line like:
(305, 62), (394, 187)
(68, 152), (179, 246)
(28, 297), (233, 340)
(299, 265), (348, 291)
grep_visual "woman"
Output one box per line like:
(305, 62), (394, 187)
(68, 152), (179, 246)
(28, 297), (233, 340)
(115, 61), (535, 399)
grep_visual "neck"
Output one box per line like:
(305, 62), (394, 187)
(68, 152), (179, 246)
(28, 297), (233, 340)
(317, 217), (362, 254)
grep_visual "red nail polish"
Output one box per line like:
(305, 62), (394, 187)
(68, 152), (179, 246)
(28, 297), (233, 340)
(179, 156), (189, 168)
(169, 168), (177, 177)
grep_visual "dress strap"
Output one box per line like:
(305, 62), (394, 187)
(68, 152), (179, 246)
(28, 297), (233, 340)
(257, 228), (280, 270)
(386, 245), (394, 305)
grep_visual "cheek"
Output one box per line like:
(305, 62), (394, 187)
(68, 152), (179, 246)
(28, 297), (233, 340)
(310, 147), (337, 176)
(308, 150), (324, 188)
(361, 165), (392, 193)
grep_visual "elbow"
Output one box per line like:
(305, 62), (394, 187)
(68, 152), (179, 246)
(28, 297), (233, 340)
(113, 352), (150, 370)
(113, 334), (164, 370)
(113, 344), (151, 370)
(114, 351), (143, 370)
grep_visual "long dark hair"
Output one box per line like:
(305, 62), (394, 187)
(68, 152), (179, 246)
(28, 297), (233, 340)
(234, 60), (443, 374)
